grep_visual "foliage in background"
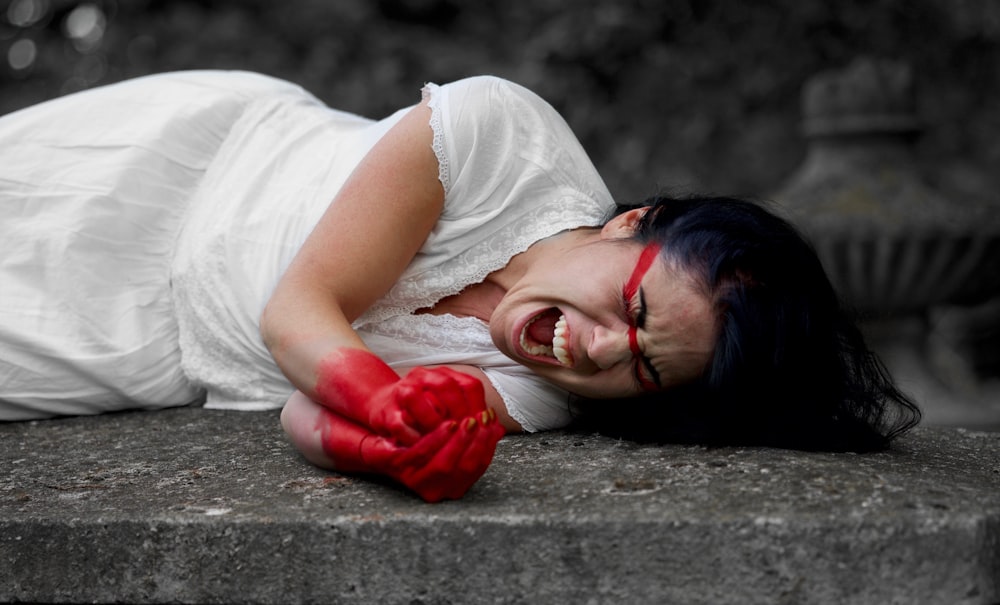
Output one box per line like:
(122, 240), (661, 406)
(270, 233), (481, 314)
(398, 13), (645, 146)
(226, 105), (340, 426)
(1, 0), (998, 202)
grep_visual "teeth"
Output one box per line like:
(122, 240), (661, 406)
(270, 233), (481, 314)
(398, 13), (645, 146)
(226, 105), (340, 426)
(552, 315), (572, 366)
(519, 317), (552, 357)
(520, 313), (573, 367)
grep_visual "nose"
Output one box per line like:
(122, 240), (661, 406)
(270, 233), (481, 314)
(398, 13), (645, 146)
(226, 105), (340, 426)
(588, 324), (632, 370)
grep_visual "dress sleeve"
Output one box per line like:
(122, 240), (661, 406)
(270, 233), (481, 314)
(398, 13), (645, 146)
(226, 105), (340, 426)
(482, 366), (575, 433)
(358, 76), (615, 324)
(422, 75), (612, 233)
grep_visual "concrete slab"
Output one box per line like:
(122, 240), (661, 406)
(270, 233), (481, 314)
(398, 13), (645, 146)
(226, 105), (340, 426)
(2, 407), (998, 605)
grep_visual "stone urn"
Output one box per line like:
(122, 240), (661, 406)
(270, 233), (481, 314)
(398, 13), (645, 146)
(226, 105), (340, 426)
(771, 57), (1000, 318)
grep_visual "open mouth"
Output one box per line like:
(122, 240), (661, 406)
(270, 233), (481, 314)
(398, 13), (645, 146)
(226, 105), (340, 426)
(519, 307), (573, 366)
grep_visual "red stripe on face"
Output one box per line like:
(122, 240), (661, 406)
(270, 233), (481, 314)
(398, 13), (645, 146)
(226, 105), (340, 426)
(623, 242), (662, 391)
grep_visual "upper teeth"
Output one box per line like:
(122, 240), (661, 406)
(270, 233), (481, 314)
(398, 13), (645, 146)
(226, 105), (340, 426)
(520, 314), (573, 367)
(552, 315), (572, 366)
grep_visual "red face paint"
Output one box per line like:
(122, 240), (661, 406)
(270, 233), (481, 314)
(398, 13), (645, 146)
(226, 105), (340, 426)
(622, 242), (663, 391)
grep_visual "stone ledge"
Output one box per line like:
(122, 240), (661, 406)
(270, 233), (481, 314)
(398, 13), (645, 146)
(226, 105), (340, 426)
(2, 407), (998, 605)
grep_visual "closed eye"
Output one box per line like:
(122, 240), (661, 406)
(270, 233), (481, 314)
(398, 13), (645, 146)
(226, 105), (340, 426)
(637, 288), (662, 388)
(621, 292), (645, 390)
(623, 287), (661, 390)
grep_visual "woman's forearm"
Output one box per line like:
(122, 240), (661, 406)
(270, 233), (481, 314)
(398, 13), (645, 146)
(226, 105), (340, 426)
(260, 289), (391, 427)
(262, 291), (489, 445)
(260, 99), (445, 420)
(260, 290), (367, 395)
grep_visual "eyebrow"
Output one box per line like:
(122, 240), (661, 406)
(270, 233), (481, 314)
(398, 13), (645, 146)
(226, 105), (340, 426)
(637, 287), (662, 387)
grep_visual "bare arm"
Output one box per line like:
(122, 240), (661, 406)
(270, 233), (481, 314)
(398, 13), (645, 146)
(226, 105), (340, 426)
(279, 362), (522, 473)
(261, 96), (509, 500)
(260, 99), (508, 501)
(262, 97), (519, 430)
(260, 100), (443, 394)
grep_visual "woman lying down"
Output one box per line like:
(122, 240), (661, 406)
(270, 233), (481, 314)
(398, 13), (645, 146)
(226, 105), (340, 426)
(0, 71), (920, 501)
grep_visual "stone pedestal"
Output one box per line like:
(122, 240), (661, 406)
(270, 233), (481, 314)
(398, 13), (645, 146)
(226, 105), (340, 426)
(772, 57), (1000, 316)
(771, 57), (1000, 426)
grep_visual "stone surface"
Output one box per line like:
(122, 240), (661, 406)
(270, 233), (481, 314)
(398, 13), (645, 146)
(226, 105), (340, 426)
(2, 407), (999, 605)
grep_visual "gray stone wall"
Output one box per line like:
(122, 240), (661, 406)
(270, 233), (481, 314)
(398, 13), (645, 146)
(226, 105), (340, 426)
(2, 0), (998, 204)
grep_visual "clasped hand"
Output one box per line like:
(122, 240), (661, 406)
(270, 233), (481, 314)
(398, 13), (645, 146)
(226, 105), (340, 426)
(314, 349), (504, 502)
(368, 366), (489, 444)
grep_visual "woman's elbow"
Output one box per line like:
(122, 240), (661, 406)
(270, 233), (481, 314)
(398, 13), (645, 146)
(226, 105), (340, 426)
(259, 298), (284, 355)
(281, 391), (337, 469)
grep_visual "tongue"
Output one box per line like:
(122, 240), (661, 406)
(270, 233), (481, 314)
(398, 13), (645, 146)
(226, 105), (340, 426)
(527, 309), (560, 346)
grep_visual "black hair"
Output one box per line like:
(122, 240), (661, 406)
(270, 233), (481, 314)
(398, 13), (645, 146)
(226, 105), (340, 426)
(572, 194), (921, 452)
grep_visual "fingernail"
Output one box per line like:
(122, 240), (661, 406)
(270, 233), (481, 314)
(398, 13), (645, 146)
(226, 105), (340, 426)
(481, 410), (490, 424)
(466, 418), (477, 431)
(447, 421), (458, 432)
(487, 408), (496, 421)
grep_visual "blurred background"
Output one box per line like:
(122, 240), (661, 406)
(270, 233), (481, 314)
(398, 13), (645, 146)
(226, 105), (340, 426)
(2, 0), (999, 428)
(2, 0), (998, 202)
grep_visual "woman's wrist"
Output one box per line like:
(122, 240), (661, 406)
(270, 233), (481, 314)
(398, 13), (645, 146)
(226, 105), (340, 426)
(313, 347), (401, 428)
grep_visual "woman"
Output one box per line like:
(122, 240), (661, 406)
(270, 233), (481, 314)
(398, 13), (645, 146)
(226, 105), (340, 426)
(0, 71), (919, 501)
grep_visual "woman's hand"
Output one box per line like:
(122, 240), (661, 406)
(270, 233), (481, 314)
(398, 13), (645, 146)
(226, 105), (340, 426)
(314, 348), (487, 445)
(284, 391), (504, 502)
(357, 410), (505, 502)
(372, 366), (488, 445)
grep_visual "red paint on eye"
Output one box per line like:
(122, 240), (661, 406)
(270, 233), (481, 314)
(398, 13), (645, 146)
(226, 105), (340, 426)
(623, 242), (662, 391)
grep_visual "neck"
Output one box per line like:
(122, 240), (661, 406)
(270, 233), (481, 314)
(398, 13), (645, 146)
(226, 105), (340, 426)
(495, 227), (601, 289)
(415, 278), (507, 321)
(417, 227), (601, 322)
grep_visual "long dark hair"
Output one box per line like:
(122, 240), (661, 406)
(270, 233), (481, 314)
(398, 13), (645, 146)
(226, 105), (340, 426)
(573, 194), (921, 452)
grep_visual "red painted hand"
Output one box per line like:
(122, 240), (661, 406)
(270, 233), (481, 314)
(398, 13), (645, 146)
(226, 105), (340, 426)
(391, 409), (505, 502)
(315, 348), (486, 446)
(319, 406), (505, 502)
(370, 366), (487, 445)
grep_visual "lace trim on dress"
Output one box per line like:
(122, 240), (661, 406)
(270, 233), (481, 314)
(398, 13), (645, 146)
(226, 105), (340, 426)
(363, 313), (493, 352)
(421, 83), (450, 195)
(354, 197), (605, 329)
(481, 373), (534, 432)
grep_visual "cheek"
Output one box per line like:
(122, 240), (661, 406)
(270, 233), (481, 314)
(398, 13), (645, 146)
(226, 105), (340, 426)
(488, 300), (516, 346)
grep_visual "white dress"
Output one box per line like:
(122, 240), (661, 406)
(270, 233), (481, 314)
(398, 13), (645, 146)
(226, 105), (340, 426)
(0, 71), (615, 430)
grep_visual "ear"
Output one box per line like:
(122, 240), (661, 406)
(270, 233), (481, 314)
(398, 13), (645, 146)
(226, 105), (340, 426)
(600, 207), (649, 240)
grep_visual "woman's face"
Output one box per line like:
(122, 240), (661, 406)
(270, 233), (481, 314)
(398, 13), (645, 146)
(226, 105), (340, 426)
(489, 211), (718, 399)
